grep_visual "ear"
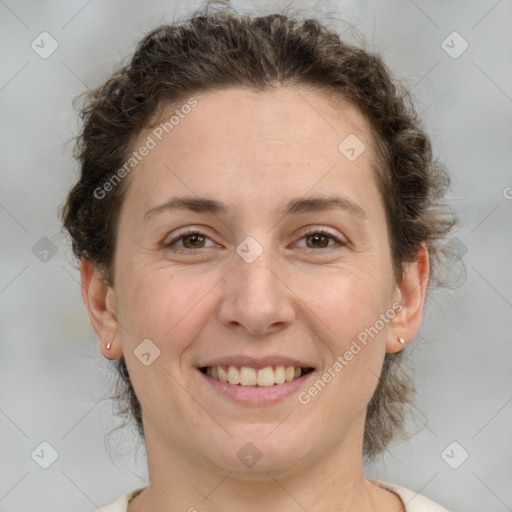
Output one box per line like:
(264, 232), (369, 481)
(80, 258), (122, 359)
(386, 243), (430, 353)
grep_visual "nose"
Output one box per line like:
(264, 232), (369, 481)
(217, 246), (296, 336)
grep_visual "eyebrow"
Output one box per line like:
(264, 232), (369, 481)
(143, 195), (367, 222)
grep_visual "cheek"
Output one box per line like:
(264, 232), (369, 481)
(296, 271), (390, 422)
(116, 265), (217, 424)
(116, 263), (217, 350)
(295, 264), (393, 343)
(295, 265), (392, 396)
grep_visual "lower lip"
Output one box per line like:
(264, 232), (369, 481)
(197, 369), (315, 406)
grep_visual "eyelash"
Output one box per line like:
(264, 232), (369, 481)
(165, 227), (345, 253)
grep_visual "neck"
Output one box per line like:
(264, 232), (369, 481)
(127, 420), (398, 512)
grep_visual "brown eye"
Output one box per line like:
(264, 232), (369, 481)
(305, 233), (331, 248)
(165, 230), (217, 251)
(295, 228), (343, 250)
(181, 233), (206, 248)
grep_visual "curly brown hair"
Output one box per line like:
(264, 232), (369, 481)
(60, 1), (455, 461)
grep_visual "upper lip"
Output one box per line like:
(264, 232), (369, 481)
(198, 355), (314, 369)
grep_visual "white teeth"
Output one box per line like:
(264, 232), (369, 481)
(204, 365), (308, 386)
(227, 366), (240, 385)
(240, 367), (257, 386)
(274, 365), (286, 384)
(218, 366), (228, 383)
(256, 367), (274, 387)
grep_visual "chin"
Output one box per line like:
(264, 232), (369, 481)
(207, 426), (310, 475)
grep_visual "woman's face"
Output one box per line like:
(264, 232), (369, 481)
(86, 86), (427, 475)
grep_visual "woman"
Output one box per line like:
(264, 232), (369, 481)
(61, 3), (455, 511)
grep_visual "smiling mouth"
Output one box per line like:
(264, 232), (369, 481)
(199, 365), (314, 387)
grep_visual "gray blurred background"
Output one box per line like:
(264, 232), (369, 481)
(1, 1), (511, 511)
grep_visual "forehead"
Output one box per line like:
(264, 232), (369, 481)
(124, 86), (380, 210)
(149, 86), (373, 157)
